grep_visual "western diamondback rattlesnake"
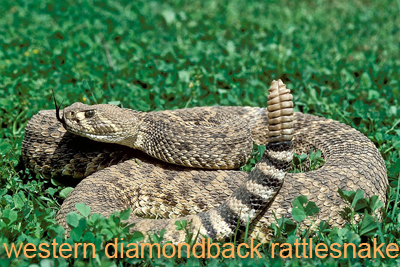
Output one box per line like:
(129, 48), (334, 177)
(21, 80), (388, 243)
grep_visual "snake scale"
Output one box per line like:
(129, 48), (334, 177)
(21, 80), (388, 243)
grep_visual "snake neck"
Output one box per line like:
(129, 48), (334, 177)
(116, 109), (148, 149)
(92, 109), (145, 149)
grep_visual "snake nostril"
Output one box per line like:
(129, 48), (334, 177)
(65, 111), (75, 119)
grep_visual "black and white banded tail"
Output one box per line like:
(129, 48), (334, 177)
(192, 79), (295, 241)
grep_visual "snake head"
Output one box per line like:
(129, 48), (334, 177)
(61, 102), (141, 147)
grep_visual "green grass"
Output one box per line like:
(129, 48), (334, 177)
(1, 0), (400, 265)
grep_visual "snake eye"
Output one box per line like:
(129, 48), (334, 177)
(85, 110), (95, 118)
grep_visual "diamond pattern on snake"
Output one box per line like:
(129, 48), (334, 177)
(21, 80), (387, 243)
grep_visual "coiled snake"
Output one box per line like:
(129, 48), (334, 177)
(21, 80), (388, 243)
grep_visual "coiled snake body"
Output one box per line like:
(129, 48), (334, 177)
(21, 80), (388, 243)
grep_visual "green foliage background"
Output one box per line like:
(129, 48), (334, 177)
(1, 0), (400, 266)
